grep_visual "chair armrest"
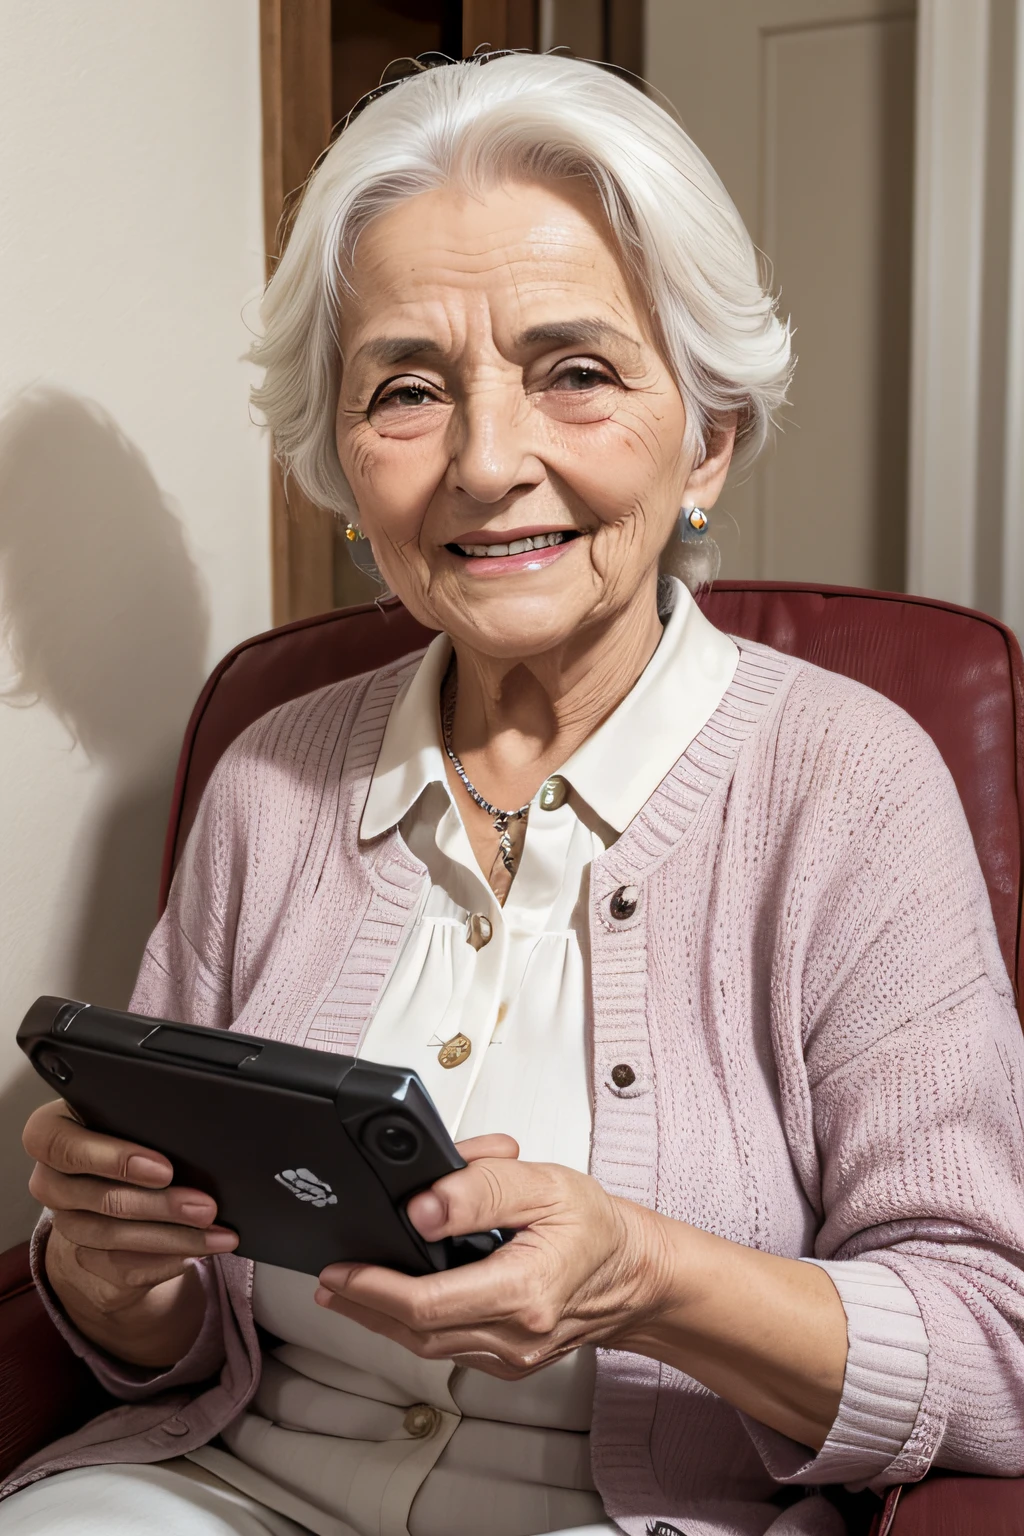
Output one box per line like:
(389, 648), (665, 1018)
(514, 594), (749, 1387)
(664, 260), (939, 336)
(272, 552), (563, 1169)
(0, 1240), (109, 1479)
(881, 1471), (1024, 1534)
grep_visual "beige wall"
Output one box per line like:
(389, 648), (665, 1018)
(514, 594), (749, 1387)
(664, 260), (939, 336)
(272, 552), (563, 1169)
(0, 1), (270, 1249)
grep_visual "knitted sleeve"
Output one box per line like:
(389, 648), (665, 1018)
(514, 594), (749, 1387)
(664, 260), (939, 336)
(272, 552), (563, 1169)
(30, 732), (265, 1404)
(747, 674), (1024, 1492)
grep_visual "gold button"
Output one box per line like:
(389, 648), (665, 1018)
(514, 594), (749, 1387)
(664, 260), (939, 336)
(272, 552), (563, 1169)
(539, 775), (568, 811)
(403, 1403), (441, 1438)
(466, 913), (492, 950)
(437, 1033), (472, 1069)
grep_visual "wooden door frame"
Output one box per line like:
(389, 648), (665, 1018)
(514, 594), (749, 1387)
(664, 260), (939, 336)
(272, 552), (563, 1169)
(260, 0), (334, 624)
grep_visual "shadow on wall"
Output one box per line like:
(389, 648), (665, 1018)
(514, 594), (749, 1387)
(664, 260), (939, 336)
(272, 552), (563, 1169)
(0, 388), (209, 1212)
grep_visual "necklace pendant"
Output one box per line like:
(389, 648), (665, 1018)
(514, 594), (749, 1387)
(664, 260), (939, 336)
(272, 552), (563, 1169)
(437, 1032), (472, 1069)
(493, 812), (516, 875)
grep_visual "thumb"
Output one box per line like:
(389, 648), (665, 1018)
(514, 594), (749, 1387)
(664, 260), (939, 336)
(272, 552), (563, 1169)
(406, 1157), (562, 1242)
(405, 1136), (519, 1237)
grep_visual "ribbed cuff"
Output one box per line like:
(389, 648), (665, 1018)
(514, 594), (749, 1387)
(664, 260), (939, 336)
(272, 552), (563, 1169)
(741, 1259), (928, 1489)
(30, 1214), (227, 1399)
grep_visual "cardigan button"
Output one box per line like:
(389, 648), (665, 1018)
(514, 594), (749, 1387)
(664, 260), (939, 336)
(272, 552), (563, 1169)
(611, 1063), (636, 1088)
(163, 1416), (190, 1437)
(403, 1403), (441, 1438)
(609, 885), (639, 920)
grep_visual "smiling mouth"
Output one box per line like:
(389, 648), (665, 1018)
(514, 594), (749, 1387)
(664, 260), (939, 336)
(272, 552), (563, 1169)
(446, 530), (583, 558)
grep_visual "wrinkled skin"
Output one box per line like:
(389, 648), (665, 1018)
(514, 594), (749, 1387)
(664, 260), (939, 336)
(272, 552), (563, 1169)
(334, 177), (721, 666)
(334, 175), (736, 882)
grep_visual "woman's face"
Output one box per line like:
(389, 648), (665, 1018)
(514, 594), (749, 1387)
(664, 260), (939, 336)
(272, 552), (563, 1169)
(335, 177), (729, 657)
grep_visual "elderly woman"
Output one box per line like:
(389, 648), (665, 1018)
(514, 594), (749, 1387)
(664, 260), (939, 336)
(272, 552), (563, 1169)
(5, 50), (1024, 1536)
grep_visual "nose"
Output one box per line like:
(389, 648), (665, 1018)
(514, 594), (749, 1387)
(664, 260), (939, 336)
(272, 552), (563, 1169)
(446, 383), (544, 505)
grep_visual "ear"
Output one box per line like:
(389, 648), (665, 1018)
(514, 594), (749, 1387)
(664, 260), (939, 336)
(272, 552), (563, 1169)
(681, 413), (738, 509)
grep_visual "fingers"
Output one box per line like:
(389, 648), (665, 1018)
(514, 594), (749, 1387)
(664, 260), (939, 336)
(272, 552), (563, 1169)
(50, 1207), (237, 1258)
(314, 1264), (573, 1376)
(24, 1100), (172, 1187)
(454, 1133), (520, 1162)
(25, 1102), (227, 1262)
(320, 1234), (560, 1338)
(29, 1164), (218, 1228)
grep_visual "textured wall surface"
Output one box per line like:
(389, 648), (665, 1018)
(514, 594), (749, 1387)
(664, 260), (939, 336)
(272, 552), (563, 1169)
(0, 0), (270, 1248)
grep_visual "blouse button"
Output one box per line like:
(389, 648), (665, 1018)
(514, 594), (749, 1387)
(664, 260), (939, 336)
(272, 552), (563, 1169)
(437, 1033), (472, 1069)
(539, 775), (568, 810)
(466, 913), (492, 950)
(611, 1063), (636, 1088)
(609, 885), (639, 920)
(403, 1403), (441, 1439)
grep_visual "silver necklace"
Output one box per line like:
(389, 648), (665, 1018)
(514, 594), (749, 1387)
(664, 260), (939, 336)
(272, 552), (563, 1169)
(441, 679), (530, 875)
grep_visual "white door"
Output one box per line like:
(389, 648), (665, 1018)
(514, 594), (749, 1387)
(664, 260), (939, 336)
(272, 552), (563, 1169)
(645, 0), (917, 589)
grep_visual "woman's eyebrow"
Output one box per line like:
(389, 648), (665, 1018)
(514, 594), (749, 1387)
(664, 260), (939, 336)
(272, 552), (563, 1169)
(352, 320), (642, 369)
(515, 319), (642, 356)
(354, 336), (444, 366)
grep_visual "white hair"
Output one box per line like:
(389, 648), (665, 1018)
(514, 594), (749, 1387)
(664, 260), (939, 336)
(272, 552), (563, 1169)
(250, 51), (792, 521)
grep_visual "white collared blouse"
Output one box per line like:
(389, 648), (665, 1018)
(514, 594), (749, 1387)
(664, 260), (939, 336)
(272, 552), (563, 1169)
(357, 579), (739, 1170)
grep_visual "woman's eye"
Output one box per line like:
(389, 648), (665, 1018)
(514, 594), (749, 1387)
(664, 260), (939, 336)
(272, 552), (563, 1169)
(549, 364), (615, 392)
(365, 375), (449, 437)
(372, 383), (437, 410)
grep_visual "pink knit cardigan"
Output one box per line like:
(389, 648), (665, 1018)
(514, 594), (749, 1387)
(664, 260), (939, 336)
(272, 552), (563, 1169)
(7, 640), (1024, 1536)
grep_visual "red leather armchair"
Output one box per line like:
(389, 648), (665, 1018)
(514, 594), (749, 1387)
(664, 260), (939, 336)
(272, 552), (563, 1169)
(3, 582), (1023, 1534)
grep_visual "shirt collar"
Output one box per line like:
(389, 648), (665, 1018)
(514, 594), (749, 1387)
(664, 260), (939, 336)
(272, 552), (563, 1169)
(557, 579), (738, 832)
(360, 634), (453, 841)
(359, 579), (738, 841)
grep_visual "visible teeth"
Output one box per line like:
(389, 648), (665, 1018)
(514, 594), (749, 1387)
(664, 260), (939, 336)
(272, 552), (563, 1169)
(458, 532), (569, 557)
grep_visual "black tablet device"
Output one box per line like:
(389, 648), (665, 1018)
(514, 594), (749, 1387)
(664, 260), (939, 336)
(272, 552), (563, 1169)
(18, 996), (509, 1278)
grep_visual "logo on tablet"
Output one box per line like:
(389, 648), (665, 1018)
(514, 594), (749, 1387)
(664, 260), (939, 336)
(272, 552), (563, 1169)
(274, 1168), (338, 1208)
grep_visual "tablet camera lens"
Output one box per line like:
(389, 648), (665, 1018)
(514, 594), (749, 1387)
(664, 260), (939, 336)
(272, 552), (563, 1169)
(365, 1116), (420, 1164)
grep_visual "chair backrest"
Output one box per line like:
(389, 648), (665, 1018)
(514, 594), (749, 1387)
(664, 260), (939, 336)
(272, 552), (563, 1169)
(160, 581), (1024, 1003)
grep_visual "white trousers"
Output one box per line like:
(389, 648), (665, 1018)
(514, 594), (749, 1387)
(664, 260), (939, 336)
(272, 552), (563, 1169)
(0, 1461), (620, 1536)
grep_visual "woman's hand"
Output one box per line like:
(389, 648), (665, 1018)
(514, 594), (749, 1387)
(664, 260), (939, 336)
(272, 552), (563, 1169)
(23, 1098), (238, 1368)
(316, 1136), (848, 1450)
(316, 1135), (669, 1378)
